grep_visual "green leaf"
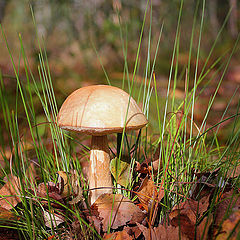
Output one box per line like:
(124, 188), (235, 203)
(110, 157), (131, 187)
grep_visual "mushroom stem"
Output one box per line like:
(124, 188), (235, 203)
(89, 135), (113, 205)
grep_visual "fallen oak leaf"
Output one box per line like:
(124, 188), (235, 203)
(136, 222), (188, 240)
(170, 195), (210, 221)
(136, 177), (159, 212)
(104, 230), (133, 240)
(215, 208), (240, 240)
(0, 175), (21, 210)
(37, 182), (60, 197)
(90, 193), (146, 232)
(136, 177), (164, 226)
(169, 195), (210, 240)
(213, 189), (240, 238)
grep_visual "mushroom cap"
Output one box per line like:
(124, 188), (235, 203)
(57, 85), (148, 135)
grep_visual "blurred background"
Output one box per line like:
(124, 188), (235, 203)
(0, 0), (239, 140)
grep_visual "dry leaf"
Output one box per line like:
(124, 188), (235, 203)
(57, 170), (83, 204)
(37, 182), (58, 197)
(104, 230), (133, 240)
(169, 195), (210, 240)
(137, 177), (158, 211)
(0, 226), (19, 239)
(43, 209), (65, 228)
(135, 158), (161, 176)
(0, 207), (18, 221)
(37, 182), (64, 208)
(152, 159), (162, 174)
(123, 225), (142, 239)
(90, 193), (145, 232)
(136, 222), (188, 240)
(213, 189), (240, 237)
(227, 162), (240, 178)
(214, 190), (240, 226)
(0, 175), (21, 210)
(88, 215), (102, 235)
(197, 214), (213, 240)
(215, 208), (240, 240)
(72, 217), (94, 239)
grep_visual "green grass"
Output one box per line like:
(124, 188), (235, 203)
(0, 0), (239, 239)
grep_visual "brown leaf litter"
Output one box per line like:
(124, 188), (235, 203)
(0, 175), (21, 210)
(137, 222), (188, 240)
(90, 193), (146, 233)
(169, 195), (211, 240)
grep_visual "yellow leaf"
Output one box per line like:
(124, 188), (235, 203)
(110, 157), (131, 187)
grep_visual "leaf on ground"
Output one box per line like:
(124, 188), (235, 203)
(72, 216), (94, 239)
(87, 215), (102, 235)
(90, 193), (146, 232)
(43, 209), (65, 228)
(0, 226), (19, 240)
(37, 182), (64, 208)
(57, 170), (83, 204)
(213, 189), (240, 237)
(152, 159), (162, 174)
(215, 208), (240, 240)
(104, 230), (133, 240)
(197, 214), (213, 240)
(0, 207), (18, 221)
(37, 182), (59, 197)
(171, 195), (209, 219)
(169, 195), (210, 240)
(0, 175), (21, 210)
(136, 177), (158, 211)
(227, 162), (240, 178)
(123, 225), (142, 239)
(190, 169), (220, 199)
(136, 222), (188, 240)
(135, 161), (152, 175)
(215, 189), (240, 225)
(110, 158), (131, 187)
(135, 150), (162, 176)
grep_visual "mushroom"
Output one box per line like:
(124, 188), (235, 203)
(57, 85), (148, 204)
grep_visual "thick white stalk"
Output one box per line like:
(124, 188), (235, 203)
(89, 135), (112, 205)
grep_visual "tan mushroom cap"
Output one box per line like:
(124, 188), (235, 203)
(57, 85), (148, 135)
